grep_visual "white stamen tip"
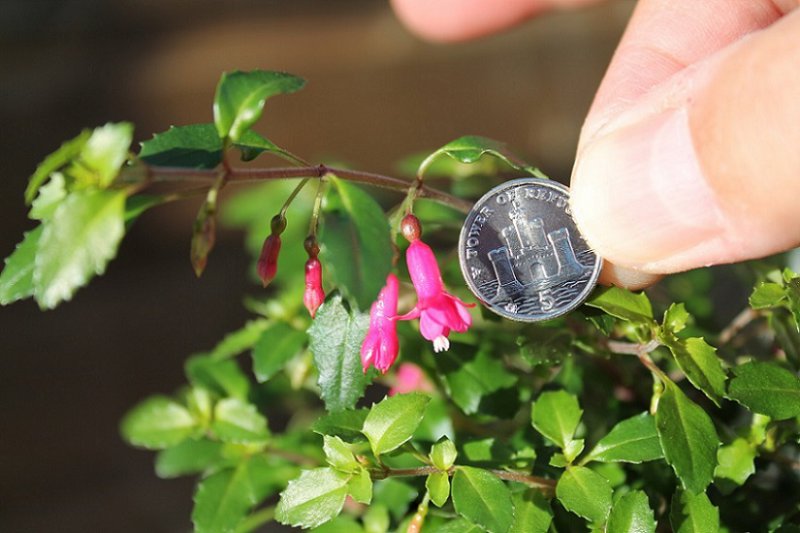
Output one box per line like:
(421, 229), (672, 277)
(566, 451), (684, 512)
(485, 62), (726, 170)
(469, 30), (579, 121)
(433, 336), (450, 353)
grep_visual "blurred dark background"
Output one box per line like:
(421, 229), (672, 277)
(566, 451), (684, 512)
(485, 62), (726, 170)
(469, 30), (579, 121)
(0, 1), (632, 530)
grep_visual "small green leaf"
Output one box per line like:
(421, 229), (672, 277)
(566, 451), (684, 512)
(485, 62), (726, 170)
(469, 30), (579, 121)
(531, 390), (583, 449)
(214, 70), (305, 142)
(362, 393), (430, 456)
(155, 438), (224, 478)
(655, 382), (719, 493)
(70, 122), (133, 188)
(235, 130), (299, 164)
(749, 281), (786, 309)
(585, 286), (653, 323)
(29, 172), (67, 220)
(252, 322), (307, 382)
(312, 409), (369, 442)
(511, 489), (552, 533)
(276, 467), (350, 529)
(451, 466), (514, 533)
(208, 319), (270, 361)
(191, 192), (217, 277)
(139, 124), (223, 169)
(323, 435), (358, 473)
(660, 333), (727, 406)
(319, 178), (393, 310)
(715, 438), (756, 486)
(0, 225), (42, 305)
(663, 302), (690, 334)
(606, 490), (656, 533)
(584, 413), (663, 464)
(669, 489), (719, 533)
(193, 456), (281, 533)
(25, 129), (91, 204)
(120, 395), (198, 449)
(185, 386), (214, 424)
(211, 398), (270, 444)
(727, 361), (800, 420)
(555, 466), (613, 524)
(420, 135), (540, 178)
(438, 344), (517, 415)
(308, 294), (372, 412)
(33, 189), (126, 309)
(426, 471), (450, 507)
(431, 438), (458, 471)
(186, 354), (250, 400)
(348, 467), (373, 504)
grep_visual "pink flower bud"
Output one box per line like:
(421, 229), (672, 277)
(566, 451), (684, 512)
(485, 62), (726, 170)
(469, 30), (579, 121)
(389, 363), (433, 396)
(257, 233), (281, 287)
(303, 257), (325, 318)
(361, 274), (400, 374)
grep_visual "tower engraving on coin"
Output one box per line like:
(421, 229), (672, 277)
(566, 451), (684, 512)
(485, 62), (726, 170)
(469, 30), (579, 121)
(459, 178), (601, 322)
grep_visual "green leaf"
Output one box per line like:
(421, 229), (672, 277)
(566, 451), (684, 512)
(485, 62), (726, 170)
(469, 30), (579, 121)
(606, 490), (656, 533)
(348, 468), (373, 504)
(362, 393), (430, 456)
(431, 438), (458, 471)
(531, 390), (583, 449)
(362, 504), (390, 533)
(430, 518), (486, 533)
(214, 70), (305, 142)
(655, 382), (719, 493)
(323, 435), (359, 473)
(308, 294), (372, 412)
(318, 178), (393, 310)
(208, 319), (270, 361)
(727, 361), (800, 419)
(70, 122), (133, 188)
(669, 489), (719, 533)
(186, 354), (250, 400)
(555, 466), (613, 524)
(120, 395), (198, 449)
(451, 466), (514, 533)
(583, 413), (663, 464)
(749, 281), (786, 309)
(312, 409), (369, 442)
(155, 438), (224, 478)
(252, 321), (307, 382)
(193, 456), (281, 533)
(276, 467), (350, 529)
(211, 398), (270, 444)
(510, 489), (552, 533)
(663, 302), (690, 334)
(426, 471), (450, 507)
(0, 225), (42, 305)
(420, 135), (540, 178)
(139, 124), (223, 169)
(437, 344), (517, 415)
(235, 130), (298, 164)
(33, 189), (126, 309)
(191, 192), (217, 277)
(372, 478), (418, 520)
(311, 516), (366, 533)
(25, 129), (90, 204)
(660, 334), (727, 406)
(715, 437), (756, 486)
(585, 286), (653, 323)
(30, 172), (67, 220)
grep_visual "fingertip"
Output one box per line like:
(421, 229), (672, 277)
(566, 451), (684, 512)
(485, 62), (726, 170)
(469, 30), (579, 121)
(598, 262), (662, 290)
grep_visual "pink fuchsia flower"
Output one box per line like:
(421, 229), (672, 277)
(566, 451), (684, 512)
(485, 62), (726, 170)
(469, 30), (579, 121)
(398, 214), (474, 353)
(389, 363), (434, 396)
(361, 273), (400, 374)
(303, 257), (325, 318)
(257, 215), (286, 287)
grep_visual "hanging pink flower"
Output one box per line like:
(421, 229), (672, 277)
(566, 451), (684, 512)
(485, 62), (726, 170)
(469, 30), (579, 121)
(397, 214), (474, 353)
(361, 273), (400, 374)
(389, 363), (434, 396)
(257, 234), (281, 287)
(303, 257), (325, 318)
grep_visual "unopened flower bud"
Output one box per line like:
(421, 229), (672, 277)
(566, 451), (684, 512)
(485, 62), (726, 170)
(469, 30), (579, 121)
(303, 257), (325, 318)
(270, 214), (287, 235)
(257, 234), (281, 287)
(400, 214), (421, 243)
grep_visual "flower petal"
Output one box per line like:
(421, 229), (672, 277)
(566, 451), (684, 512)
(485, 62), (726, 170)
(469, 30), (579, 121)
(419, 310), (446, 341)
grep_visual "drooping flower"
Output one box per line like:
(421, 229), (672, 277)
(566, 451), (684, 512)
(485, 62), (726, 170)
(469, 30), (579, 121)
(389, 363), (434, 396)
(303, 257), (325, 318)
(257, 214), (286, 287)
(397, 214), (474, 352)
(361, 273), (400, 373)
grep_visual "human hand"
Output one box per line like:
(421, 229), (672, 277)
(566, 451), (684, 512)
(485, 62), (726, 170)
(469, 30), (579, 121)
(391, 0), (800, 289)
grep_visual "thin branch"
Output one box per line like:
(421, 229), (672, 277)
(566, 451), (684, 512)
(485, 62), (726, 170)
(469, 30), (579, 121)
(718, 307), (759, 345)
(372, 465), (556, 492)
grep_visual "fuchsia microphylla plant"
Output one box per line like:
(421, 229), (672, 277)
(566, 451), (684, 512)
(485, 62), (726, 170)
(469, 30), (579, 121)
(360, 273), (401, 373)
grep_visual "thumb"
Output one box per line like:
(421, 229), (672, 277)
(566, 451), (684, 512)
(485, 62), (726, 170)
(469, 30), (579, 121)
(571, 10), (800, 275)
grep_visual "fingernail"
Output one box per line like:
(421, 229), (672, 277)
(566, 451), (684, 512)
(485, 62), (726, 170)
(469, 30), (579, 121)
(570, 107), (723, 271)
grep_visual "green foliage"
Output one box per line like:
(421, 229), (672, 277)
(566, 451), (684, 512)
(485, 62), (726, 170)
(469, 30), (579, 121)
(9, 68), (800, 533)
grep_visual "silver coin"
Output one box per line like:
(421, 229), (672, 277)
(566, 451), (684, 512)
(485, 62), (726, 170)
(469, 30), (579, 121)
(458, 178), (602, 322)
